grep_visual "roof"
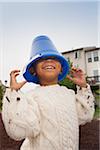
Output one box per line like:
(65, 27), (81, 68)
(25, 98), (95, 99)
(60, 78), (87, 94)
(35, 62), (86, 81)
(62, 47), (100, 54)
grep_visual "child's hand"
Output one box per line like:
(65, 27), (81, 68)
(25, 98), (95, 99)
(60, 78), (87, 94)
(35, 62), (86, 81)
(66, 67), (87, 88)
(10, 70), (27, 91)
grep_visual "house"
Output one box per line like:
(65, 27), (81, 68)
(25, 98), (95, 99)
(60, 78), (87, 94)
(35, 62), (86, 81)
(62, 47), (100, 86)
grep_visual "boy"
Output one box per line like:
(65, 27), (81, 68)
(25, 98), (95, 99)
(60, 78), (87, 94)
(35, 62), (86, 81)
(2, 35), (94, 150)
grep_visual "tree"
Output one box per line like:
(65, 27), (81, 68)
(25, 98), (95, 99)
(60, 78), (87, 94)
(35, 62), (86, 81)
(59, 58), (76, 91)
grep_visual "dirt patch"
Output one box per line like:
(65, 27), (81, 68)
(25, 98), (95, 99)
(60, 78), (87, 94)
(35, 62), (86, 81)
(79, 119), (99, 150)
(0, 114), (23, 150)
(0, 113), (99, 150)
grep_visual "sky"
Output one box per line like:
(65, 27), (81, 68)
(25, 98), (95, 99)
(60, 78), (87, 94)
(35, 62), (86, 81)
(0, 0), (99, 89)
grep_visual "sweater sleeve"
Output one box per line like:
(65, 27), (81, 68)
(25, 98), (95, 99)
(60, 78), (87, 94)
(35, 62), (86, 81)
(75, 84), (95, 125)
(2, 88), (40, 141)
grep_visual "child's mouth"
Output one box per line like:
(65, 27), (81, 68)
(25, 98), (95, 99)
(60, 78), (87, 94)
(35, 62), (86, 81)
(42, 65), (56, 70)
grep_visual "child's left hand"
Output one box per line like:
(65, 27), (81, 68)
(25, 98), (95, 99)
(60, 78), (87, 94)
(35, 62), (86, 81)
(66, 67), (87, 88)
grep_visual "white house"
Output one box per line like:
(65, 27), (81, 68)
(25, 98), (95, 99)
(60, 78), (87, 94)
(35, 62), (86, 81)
(62, 47), (100, 86)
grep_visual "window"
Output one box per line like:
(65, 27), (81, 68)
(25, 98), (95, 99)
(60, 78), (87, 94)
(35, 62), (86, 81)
(93, 70), (98, 76)
(87, 52), (92, 63)
(93, 70), (99, 82)
(75, 52), (77, 59)
(88, 58), (92, 62)
(93, 51), (99, 62)
(74, 51), (80, 59)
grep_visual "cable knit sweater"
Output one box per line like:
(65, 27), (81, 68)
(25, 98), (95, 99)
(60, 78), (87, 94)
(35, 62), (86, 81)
(2, 84), (94, 150)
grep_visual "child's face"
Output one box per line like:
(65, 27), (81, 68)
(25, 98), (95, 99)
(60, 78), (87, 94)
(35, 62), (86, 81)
(35, 57), (62, 85)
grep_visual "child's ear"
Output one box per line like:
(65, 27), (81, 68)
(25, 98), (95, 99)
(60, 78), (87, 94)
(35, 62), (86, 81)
(59, 68), (63, 74)
(33, 72), (36, 76)
(29, 67), (36, 75)
(61, 67), (63, 73)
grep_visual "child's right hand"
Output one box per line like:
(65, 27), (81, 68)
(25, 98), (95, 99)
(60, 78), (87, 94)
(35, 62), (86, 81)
(10, 70), (27, 91)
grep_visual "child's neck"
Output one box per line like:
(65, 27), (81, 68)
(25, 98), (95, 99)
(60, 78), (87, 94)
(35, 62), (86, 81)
(40, 80), (58, 86)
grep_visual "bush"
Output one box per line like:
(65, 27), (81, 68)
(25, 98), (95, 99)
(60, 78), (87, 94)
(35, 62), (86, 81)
(59, 78), (76, 91)
(0, 81), (6, 111)
(59, 57), (77, 91)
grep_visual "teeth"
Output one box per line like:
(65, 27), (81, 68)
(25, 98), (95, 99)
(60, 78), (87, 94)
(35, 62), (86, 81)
(46, 66), (53, 69)
(43, 66), (55, 70)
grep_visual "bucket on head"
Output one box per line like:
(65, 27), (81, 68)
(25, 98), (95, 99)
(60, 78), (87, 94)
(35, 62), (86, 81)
(23, 35), (69, 84)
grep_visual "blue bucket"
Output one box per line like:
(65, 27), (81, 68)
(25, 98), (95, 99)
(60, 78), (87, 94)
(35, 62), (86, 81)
(23, 35), (69, 83)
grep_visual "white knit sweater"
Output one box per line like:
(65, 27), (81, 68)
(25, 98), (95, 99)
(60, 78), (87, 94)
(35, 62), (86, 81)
(2, 84), (94, 150)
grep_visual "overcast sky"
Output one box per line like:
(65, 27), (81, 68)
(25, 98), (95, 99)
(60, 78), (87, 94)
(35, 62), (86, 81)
(0, 0), (99, 89)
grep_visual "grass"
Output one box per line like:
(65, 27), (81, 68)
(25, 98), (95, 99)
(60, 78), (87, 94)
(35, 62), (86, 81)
(94, 107), (100, 119)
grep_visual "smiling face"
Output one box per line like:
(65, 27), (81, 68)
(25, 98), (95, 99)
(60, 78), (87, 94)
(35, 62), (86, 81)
(35, 57), (62, 85)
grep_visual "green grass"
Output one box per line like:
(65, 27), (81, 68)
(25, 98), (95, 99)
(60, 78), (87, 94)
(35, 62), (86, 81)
(94, 107), (100, 118)
(95, 89), (100, 95)
(95, 94), (100, 99)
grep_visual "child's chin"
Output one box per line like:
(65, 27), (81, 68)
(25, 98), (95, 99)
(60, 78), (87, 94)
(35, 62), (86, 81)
(43, 74), (58, 80)
(44, 72), (57, 77)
